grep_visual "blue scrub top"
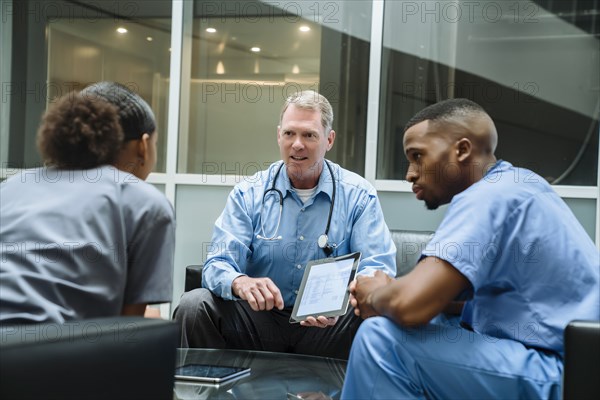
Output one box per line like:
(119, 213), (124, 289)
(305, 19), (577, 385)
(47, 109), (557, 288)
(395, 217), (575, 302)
(0, 166), (175, 324)
(423, 161), (599, 355)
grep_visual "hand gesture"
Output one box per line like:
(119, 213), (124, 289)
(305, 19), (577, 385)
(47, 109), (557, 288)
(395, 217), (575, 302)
(232, 276), (284, 312)
(350, 270), (393, 319)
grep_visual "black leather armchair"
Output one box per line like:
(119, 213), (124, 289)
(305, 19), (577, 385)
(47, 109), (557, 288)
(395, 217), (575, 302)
(0, 316), (180, 400)
(185, 264), (205, 292)
(563, 320), (600, 399)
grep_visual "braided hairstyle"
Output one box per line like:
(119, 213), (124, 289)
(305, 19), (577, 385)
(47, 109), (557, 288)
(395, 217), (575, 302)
(37, 82), (157, 169)
(80, 82), (156, 142)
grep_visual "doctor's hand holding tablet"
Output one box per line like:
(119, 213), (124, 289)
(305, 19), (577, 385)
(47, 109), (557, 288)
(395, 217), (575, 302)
(232, 253), (362, 329)
(290, 252), (362, 328)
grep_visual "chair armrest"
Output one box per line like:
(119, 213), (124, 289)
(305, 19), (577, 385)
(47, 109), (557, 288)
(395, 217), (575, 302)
(185, 264), (204, 292)
(563, 320), (600, 399)
(0, 317), (180, 399)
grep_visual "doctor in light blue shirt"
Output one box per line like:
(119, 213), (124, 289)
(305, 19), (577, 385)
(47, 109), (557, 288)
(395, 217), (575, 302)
(174, 90), (396, 359)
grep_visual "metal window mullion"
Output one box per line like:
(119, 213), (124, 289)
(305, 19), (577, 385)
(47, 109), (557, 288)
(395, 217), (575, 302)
(596, 124), (600, 247)
(163, 0), (185, 206)
(364, 0), (385, 184)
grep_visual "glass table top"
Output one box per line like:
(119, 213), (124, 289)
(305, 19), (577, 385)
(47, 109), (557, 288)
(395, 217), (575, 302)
(173, 348), (347, 400)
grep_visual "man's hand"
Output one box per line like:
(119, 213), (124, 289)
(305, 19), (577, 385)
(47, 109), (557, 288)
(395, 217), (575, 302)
(350, 270), (393, 319)
(232, 276), (284, 312)
(300, 315), (339, 328)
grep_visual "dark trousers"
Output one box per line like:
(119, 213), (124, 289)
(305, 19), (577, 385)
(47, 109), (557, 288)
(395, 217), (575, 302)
(173, 289), (362, 360)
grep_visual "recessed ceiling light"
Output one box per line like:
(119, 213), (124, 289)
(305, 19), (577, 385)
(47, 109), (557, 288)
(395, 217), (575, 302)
(146, 36), (153, 42)
(250, 47), (261, 52)
(216, 61), (225, 75)
(206, 27), (217, 33)
(116, 27), (128, 34)
(299, 26), (311, 32)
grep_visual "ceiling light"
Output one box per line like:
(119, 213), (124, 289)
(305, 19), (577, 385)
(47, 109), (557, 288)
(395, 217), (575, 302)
(146, 36), (153, 42)
(250, 47), (261, 53)
(216, 61), (225, 75)
(206, 27), (217, 33)
(116, 27), (128, 34)
(299, 26), (311, 32)
(292, 65), (300, 74)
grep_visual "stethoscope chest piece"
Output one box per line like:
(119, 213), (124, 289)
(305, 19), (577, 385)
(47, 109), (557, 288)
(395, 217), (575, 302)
(317, 234), (329, 249)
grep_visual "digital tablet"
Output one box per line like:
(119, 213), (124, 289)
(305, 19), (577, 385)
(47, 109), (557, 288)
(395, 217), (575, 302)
(290, 252), (361, 323)
(174, 364), (251, 384)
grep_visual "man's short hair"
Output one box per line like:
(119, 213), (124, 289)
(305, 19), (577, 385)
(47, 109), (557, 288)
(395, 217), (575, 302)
(404, 98), (487, 132)
(280, 90), (334, 133)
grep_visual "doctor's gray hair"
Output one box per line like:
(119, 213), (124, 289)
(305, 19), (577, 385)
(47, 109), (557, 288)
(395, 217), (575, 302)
(279, 90), (334, 134)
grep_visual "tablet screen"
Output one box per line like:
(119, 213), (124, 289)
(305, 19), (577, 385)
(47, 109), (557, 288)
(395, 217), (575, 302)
(296, 257), (355, 316)
(290, 252), (361, 322)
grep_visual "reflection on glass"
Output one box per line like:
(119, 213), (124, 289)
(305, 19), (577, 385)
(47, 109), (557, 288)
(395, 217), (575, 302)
(180, 1), (373, 176)
(378, 0), (599, 185)
(5, 0), (172, 172)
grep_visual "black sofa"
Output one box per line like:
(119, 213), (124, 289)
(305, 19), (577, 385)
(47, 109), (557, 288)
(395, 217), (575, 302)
(0, 316), (180, 400)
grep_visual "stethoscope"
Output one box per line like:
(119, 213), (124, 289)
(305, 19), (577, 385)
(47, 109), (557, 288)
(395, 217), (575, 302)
(256, 160), (336, 257)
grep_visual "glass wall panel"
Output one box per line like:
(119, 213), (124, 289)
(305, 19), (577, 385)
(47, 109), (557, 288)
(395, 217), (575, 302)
(2, 0), (172, 172)
(179, 0), (372, 176)
(377, 0), (599, 185)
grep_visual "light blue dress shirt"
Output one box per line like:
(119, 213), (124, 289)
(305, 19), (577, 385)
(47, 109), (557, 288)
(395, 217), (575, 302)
(203, 160), (397, 307)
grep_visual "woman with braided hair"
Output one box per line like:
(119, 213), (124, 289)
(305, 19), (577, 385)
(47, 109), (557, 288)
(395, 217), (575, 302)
(0, 82), (175, 324)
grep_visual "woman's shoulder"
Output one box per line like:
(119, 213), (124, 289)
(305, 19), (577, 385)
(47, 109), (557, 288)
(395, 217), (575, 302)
(114, 171), (174, 220)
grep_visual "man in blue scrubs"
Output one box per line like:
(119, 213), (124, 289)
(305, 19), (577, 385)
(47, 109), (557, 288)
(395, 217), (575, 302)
(174, 91), (396, 359)
(342, 98), (599, 399)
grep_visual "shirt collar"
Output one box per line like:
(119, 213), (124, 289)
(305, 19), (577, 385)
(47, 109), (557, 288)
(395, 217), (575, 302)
(484, 159), (509, 178)
(275, 160), (335, 201)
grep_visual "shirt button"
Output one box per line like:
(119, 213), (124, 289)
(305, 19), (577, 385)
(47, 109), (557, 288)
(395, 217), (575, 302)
(301, 208), (305, 212)
(294, 290), (299, 294)
(296, 264), (302, 269)
(299, 235), (304, 240)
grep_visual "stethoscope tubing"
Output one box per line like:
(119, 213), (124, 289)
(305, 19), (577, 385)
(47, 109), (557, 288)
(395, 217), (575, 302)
(257, 160), (336, 254)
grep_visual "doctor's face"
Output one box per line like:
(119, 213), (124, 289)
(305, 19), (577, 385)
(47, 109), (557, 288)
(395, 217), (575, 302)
(277, 104), (335, 189)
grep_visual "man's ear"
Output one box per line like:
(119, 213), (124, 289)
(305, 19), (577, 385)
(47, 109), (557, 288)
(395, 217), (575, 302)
(456, 138), (472, 162)
(326, 130), (336, 151)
